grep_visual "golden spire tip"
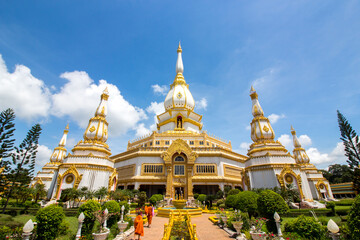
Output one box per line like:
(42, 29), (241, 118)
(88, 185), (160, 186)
(65, 123), (69, 130)
(250, 85), (255, 92)
(177, 41), (182, 53)
(103, 87), (109, 94)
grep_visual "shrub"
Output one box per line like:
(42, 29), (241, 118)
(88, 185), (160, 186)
(193, 193), (199, 199)
(227, 189), (240, 196)
(36, 204), (65, 239)
(103, 200), (120, 227)
(78, 200), (101, 236)
(216, 199), (225, 207)
(197, 194), (207, 203)
(149, 194), (163, 205)
(284, 215), (326, 239)
(326, 201), (336, 215)
(347, 194), (360, 239)
(257, 190), (289, 233)
(215, 190), (224, 199)
(137, 191), (147, 207)
(219, 203), (226, 209)
(225, 194), (237, 208)
(236, 191), (258, 218)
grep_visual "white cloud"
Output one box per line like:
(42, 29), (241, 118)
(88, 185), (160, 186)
(298, 135), (312, 147)
(251, 68), (278, 91)
(51, 71), (147, 136)
(196, 98), (208, 110)
(268, 113), (285, 124)
(146, 101), (165, 115)
(278, 134), (292, 149)
(35, 145), (52, 167)
(151, 84), (168, 96)
(307, 142), (346, 165)
(0, 54), (51, 121)
(134, 123), (151, 137)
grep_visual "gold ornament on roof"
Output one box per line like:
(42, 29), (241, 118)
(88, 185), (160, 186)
(177, 92), (182, 99)
(89, 126), (96, 133)
(263, 125), (269, 132)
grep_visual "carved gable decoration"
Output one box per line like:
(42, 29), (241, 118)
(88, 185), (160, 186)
(161, 139), (198, 165)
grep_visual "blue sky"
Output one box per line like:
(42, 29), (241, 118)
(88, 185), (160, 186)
(0, 1), (359, 171)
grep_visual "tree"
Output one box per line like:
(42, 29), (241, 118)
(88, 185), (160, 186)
(337, 110), (360, 193)
(33, 183), (47, 204)
(94, 187), (108, 202)
(0, 109), (16, 198)
(236, 191), (258, 218)
(2, 124), (42, 213)
(0, 108), (16, 160)
(320, 164), (354, 184)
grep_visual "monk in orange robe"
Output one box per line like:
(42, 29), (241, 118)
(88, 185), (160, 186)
(134, 212), (144, 239)
(147, 204), (153, 227)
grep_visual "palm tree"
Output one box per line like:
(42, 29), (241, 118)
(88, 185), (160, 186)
(33, 184), (47, 204)
(94, 187), (108, 202)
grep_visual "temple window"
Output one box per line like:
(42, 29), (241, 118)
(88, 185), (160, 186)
(189, 141), (194, 145)
(165, 141), (170, 145)
(174, 156), (185, 162)
(174, 165), (185, 175)
(199, 141), (204, 145)
(150, 142), (153, 146)
(156, 141), (160, 145)
(195, 164), (215, 174)
(143, 164), (164, 174)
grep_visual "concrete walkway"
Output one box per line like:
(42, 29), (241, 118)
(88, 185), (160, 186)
(127, 214), (230, 240)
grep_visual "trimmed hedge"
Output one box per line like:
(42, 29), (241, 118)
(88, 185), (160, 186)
(284, 215), (326, 239)
(335, 199), (354, 206)
(347, 195), (360, 239)
(36, 204), (65, 240)
(257, 190), (289, 234)
(78, 200), (101, 237)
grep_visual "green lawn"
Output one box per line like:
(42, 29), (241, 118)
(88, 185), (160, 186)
(5, 214), (78, 239)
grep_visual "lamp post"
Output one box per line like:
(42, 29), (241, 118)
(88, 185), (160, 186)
(22, 219), (34, 240)
(104, 208), (109, 229)
(327, 219), (340, 240)
(121, 205), (125, 222)
(76, 212), (85, 240)
(274, 212), (283, 239)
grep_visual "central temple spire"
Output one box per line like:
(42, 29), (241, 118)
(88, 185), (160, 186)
(176, 42), (184, 74)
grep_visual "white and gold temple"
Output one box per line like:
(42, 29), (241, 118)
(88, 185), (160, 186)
(32, 44), (333, 203)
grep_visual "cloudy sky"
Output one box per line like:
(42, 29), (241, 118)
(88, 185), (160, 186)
(1, 1), (359, 172)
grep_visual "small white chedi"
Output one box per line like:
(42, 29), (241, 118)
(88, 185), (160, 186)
(32, 43), (333, 206)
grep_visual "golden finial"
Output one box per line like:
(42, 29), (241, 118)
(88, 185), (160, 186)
(103, 87), (109, 94)
(291, 125), (296, 135)
(250, 85), (255, 93)
(65, 123), (69, 130)
(177, 41), (182, 53)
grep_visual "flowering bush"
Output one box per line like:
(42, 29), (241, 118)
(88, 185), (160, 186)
(94, 210), (116, 233)
(250, 217), (269, 233)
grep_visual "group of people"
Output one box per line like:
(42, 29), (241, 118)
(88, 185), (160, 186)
(133, 204), (154, 240)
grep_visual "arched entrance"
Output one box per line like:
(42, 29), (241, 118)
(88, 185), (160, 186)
(161, 139), (198, 200)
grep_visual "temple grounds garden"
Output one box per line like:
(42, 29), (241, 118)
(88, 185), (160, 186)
(0, 186), (359, 240)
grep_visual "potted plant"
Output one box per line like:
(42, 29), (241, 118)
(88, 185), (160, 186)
(220, 211), (228, 228)
(249, 217), (268, 240)
(231, 210), (243, 235)
(92, 210), (113, 240)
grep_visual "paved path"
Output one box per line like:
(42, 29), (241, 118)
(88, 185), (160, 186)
(127, 214), (230, 240)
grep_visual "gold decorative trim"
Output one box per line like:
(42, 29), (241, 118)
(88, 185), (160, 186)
(55, 165), (83, 199)
(108, 169), (118, 191)
(315, 179), (330, 199)
(276, 166), (304, 200)
(141, 163), (165, 176)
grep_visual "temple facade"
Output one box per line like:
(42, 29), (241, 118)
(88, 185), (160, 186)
(32, 44), (333, 204)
